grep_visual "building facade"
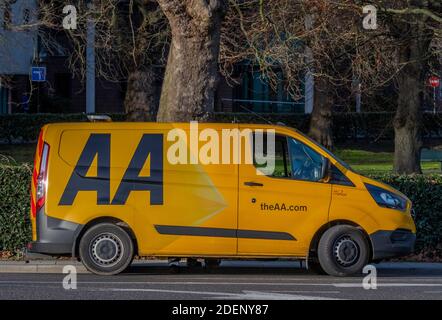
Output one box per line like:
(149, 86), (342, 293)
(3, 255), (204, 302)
(0, 0), (125, 115)
(0, 0), (37, 114)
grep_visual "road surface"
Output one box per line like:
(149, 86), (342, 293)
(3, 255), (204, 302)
(0, 261), (441, 300)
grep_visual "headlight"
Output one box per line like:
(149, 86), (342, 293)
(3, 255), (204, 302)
(365, 183), (407, 211)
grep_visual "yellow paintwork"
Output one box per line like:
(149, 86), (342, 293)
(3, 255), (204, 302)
(31, 122), (416, 258)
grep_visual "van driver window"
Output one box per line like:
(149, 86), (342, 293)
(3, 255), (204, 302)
(253, 135), (291, 178)
(253, 134), (324, 181)
(288, 138), (324, 182)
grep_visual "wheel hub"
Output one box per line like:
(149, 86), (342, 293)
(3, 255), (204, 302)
(90, 233), (123, 267)
(333, 236), (359, 267)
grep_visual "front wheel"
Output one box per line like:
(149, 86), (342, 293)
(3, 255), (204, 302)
(318, 225), (370, 277)
(79, 223), (134, 275)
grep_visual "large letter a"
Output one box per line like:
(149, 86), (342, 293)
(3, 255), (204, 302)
(111, 134), (163, 205)
(59, 134), (110, 205)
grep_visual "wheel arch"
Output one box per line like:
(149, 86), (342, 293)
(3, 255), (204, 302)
(72, 216), (139, 258)
(308, 220), (373, 262)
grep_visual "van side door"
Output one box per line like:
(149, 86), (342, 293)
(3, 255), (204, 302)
(238, 131), (332, 256)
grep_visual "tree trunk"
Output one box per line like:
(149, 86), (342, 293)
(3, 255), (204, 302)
(308, 76), (334, 150)
(393, 75), (423, 174)
(124, 68), (160, 121)
(156, 0), (227, 122)
(393, 20), (432, 174)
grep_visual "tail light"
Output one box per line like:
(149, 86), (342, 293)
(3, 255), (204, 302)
(36, 143), (50, 212)
(31, 131), (50, 218)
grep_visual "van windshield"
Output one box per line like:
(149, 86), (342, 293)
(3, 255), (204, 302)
(287, 127), (354, 172)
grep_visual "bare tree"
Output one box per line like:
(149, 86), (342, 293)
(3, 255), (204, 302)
(39, 0), (228, 122)
(221, 0), (399, 149)
(13, 0), (442, 176)
(37, 0), (169, 120)
(378, 0), (442, 174)
(116, 1), (169, 121)
(155, 0), (228, 122)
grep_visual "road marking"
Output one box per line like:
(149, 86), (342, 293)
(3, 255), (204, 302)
(0, 280), (336, 286)
(271, 290), (341, 294)
(334, 283), (442, 288)
(0, 283), (341, 300)
(212, 291), (342, 300)
(96, 288), (340, 300)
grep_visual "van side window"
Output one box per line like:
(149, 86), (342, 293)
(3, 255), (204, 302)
(252, 133), (325, 182)
(287, 137), (325, 182)
(253, 135), (291, 178)
(330, 165), (355, 186)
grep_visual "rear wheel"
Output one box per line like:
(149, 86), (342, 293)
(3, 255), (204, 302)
(318, 225), (369, 277)
(79, 223), (134, 275)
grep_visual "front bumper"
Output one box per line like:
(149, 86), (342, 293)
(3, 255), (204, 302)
(370, 229), (416, 260)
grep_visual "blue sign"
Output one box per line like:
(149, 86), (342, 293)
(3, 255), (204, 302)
(31, 67), (46, 82)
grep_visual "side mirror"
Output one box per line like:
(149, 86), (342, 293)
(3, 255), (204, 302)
(320, 157), (330, 181)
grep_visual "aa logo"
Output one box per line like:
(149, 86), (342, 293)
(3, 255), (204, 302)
(59, 134), (164, 206)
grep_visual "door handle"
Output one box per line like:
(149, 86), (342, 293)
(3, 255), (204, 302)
(244, 181), (264, 187)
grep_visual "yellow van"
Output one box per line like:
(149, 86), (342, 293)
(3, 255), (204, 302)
(28, 122), (416, 276)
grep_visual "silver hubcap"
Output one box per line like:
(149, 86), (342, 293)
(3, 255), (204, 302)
(90, 233), (123, 267)
(333, 236), (359, 267)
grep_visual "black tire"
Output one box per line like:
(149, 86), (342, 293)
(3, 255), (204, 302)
(205, 259), (221, 269)
(308, 261), (327, 275)
(318, 225), (369, 277)
(187, 258), (202, 268)
(79, 223), (134, 275)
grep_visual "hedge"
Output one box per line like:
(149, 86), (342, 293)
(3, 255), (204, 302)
(0, 163), (440, 257)
(0, 164), (32, 253)
(2, 112), (442, 144)
(369, 174), (442, 254)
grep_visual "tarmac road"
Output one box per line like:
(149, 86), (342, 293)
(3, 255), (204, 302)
(0, 261), (441, 300)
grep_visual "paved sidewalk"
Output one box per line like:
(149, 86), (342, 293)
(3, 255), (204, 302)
(0, 259), (181, 274)
(0, 259), (181, 273)
(0, 260), (88, 273)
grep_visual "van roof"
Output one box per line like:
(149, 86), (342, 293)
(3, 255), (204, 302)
(44, 122), (294, 131)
